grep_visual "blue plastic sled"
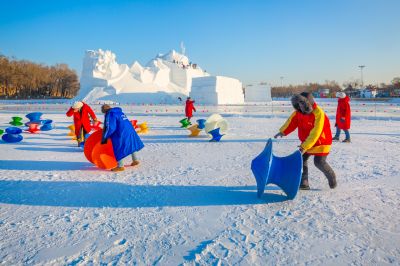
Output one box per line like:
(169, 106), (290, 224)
(40, 119), (54, 131)
(26, 112), (43, 122)
(209, 128), (224, 142)
(251, 138), (302, 200)
(2, 127), (23, 143)
(196, 119), (206, 129)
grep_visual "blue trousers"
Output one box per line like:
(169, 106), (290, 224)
(334, 127), (350, 140)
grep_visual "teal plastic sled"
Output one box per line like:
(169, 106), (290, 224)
(251, 138), (302, 200)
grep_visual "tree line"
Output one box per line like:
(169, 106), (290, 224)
(0, 55), (79, 99)
(271, 78), (400, 98)
(271, 80), (342, 98)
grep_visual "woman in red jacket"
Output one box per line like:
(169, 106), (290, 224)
(274, 92), (337, 190)
(66, 101), (98, 146)
(333, 92), (351, 142)
(185, 97), (196, 122)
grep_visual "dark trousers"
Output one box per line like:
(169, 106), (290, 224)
(302, 153), (337, 188)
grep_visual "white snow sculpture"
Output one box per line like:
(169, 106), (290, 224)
(204, 114), (228, 135)
(245, 83), (272, 102)
(190, 76), (244, 105)
(78, 49), (212, 104)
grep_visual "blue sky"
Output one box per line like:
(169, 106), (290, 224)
(1, 0), (399, 86)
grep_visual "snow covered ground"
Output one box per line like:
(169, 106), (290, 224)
(0, 101), (399, 265)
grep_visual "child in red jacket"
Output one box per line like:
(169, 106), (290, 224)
(333, 92), (351, 143)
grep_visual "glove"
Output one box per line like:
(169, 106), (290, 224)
(274, 132), (284, 138)
(298, 146), (306, 154)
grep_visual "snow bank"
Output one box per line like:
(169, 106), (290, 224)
(190, 76), (244, 105)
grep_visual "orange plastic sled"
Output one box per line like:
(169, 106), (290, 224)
(91, 141), (117, 169)
(84, 129), (117, 169)
(84, 130), (102, 163)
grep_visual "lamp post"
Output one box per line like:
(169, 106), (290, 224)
(358, 65), (365, 87)
(280, 76), (284, 87)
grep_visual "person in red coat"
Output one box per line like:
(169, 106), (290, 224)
(185, 97), (196, 122)
(66, 101), (98, 146)
(333, 92), (351, 142)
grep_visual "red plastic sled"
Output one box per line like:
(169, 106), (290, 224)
(84, 130), (117, 169)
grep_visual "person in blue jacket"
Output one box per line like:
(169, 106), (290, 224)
(101, 104), (144, 172)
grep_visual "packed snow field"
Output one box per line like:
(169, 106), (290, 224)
(0, 101), (399, 265)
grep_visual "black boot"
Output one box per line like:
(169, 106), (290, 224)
(299, 178), (310, 190)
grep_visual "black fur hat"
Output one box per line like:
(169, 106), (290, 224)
(291, 94), (313, 114)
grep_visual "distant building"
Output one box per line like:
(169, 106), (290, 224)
(318, 88), (330, 98)
(244, 83), (272, 102)
(360, 89), (377, 98)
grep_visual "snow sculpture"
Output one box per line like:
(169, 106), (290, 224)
(190, 76), (244, 105)
(244, 83), (272, 102)
(78, 49), (211, 104)
(251, 139), (302, 200)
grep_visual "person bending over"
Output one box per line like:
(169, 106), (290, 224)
(274, 92), (337, 190)
(101, 104), (144, 172)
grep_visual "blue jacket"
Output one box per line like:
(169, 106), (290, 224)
(101, 107), (144, 161)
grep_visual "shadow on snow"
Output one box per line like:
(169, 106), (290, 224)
(0, 180), (287, 208)
(0, 160), (93, 171)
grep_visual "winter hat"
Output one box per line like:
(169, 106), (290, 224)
(72, 101), (83, 109)
(336, 92), (346, 98)
(291, 94), (313, 114)
(101, 104), (112, 113)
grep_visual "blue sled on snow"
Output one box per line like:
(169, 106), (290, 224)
(208, 128), (224, 142)
(2, 127), (23, 143)
(251, 138), (302, 200)
(196, 119), (206, 129)
(40, 119), (54, 131)
(26, 112), (43, 123)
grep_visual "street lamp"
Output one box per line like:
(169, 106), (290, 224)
(280, 76), (284, 87)
(358, 65), (366, 87)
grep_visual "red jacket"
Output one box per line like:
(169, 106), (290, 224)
(336, 96), (351, 130)
(66, 102), (97, 136)
(185, 99), (196, 118)
(280, 103), (332, 156)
